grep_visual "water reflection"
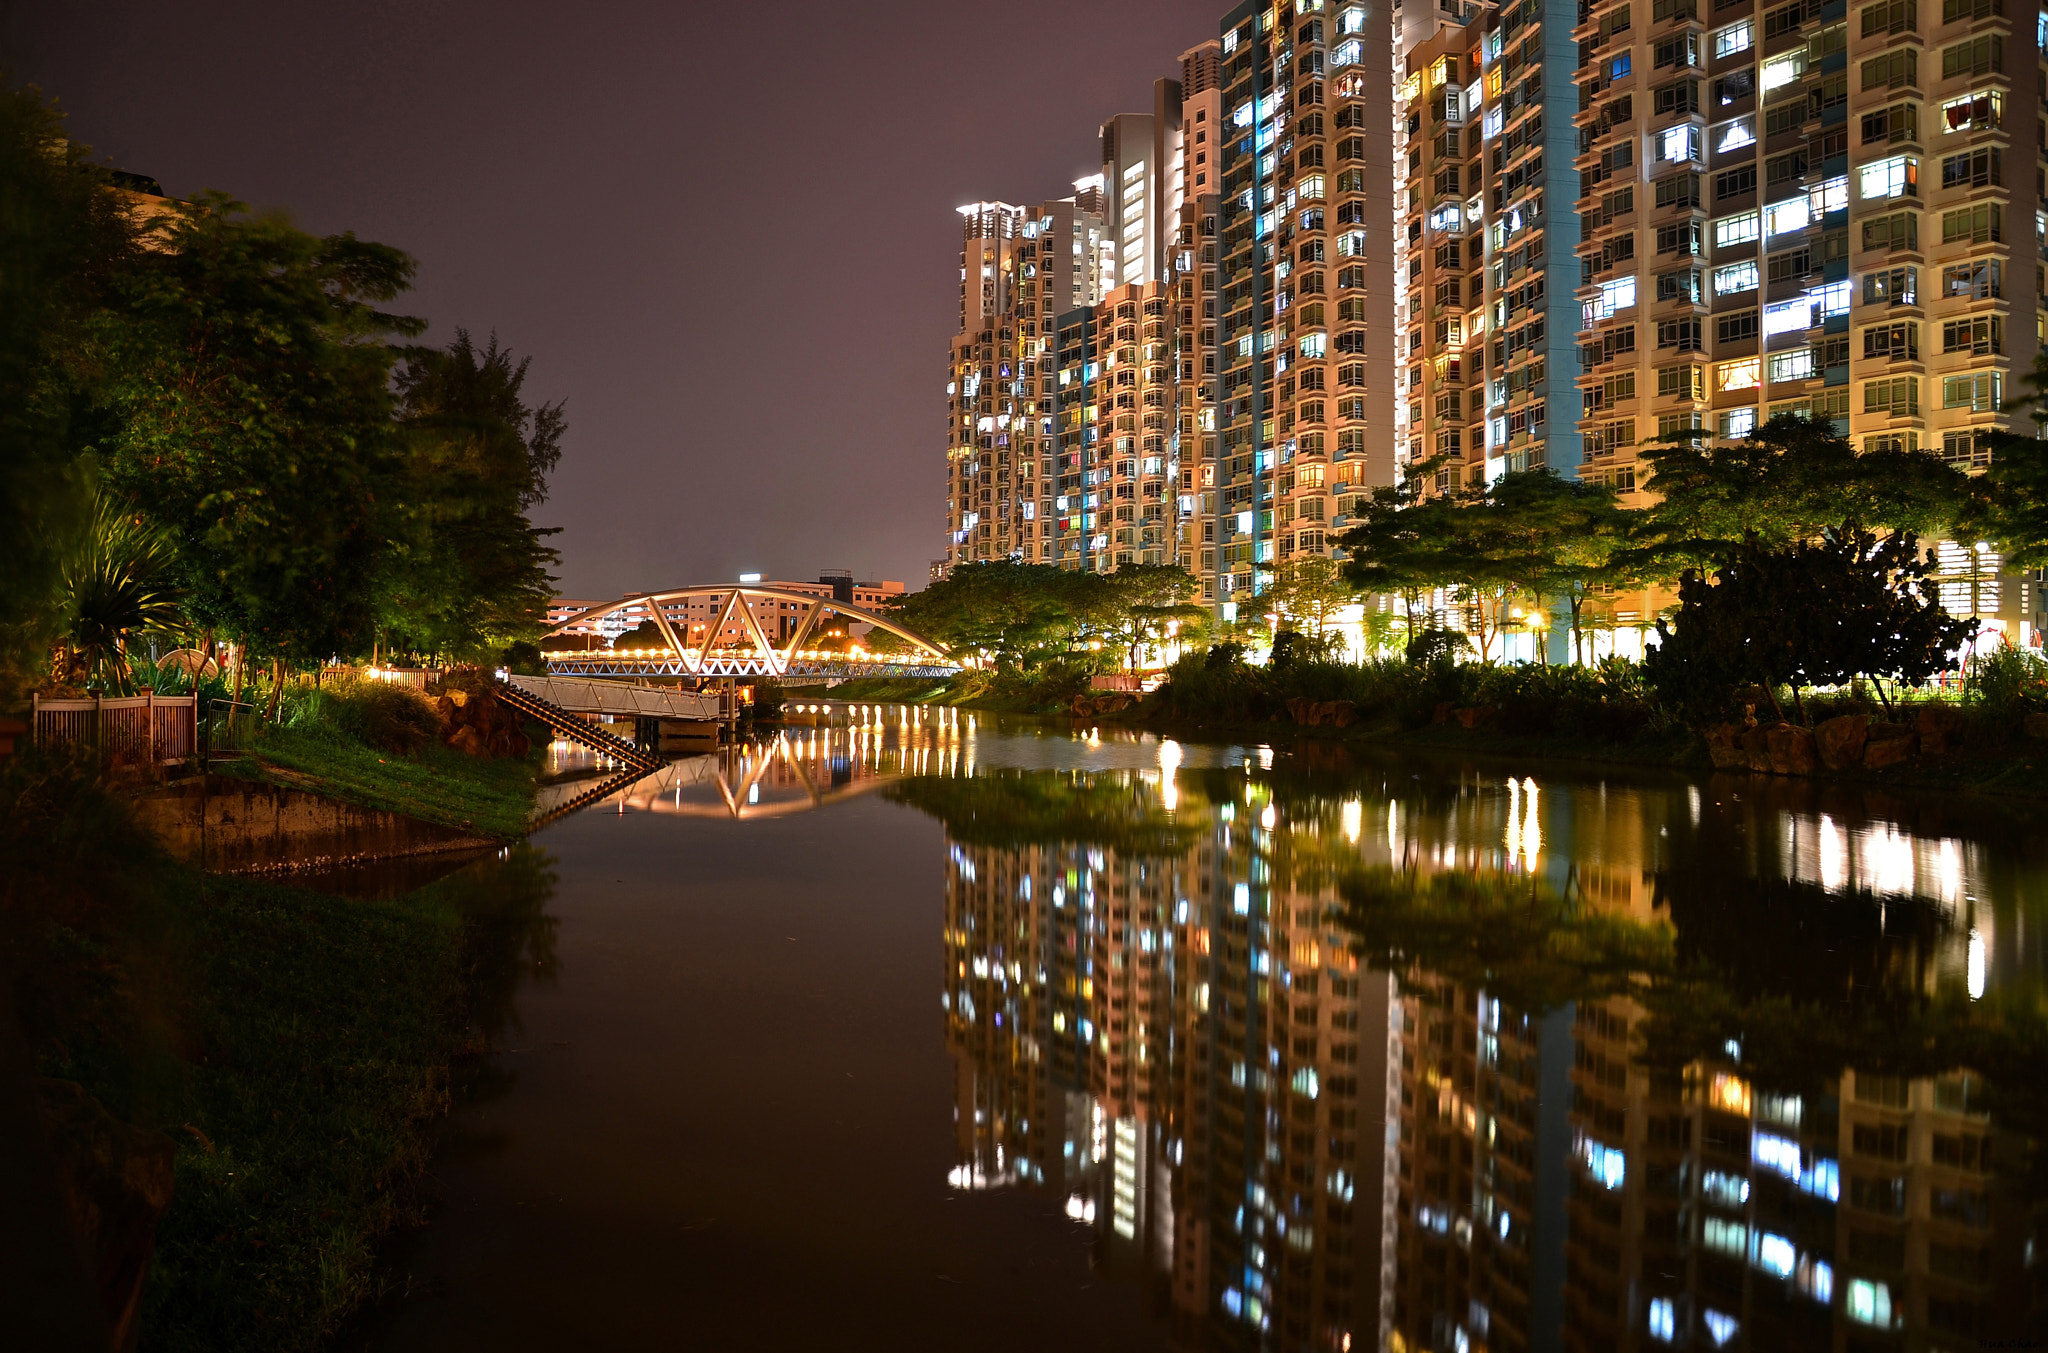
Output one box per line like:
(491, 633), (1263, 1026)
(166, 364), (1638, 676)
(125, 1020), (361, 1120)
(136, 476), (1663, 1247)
(905, 753), (2048, 1351)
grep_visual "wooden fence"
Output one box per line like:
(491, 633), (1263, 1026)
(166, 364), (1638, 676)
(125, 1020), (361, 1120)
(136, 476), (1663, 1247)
(32, 692), (199, 766)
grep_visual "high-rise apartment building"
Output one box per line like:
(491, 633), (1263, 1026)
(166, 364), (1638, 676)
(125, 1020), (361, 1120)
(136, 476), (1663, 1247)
(943, 5), (1402, 620)
(1394, 0), (2045, 647)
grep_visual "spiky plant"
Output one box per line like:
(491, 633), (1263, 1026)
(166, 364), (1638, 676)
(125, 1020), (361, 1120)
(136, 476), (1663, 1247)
(58, 497), (184, 693)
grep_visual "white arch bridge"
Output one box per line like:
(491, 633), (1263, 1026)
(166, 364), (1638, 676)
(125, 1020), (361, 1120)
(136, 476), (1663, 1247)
(544, 584), (960, 680)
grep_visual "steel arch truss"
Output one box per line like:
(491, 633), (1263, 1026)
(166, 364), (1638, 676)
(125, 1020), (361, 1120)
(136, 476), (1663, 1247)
(545, 585), (955, 679)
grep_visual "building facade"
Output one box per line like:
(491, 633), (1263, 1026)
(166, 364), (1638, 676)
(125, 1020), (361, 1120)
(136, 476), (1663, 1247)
(943, 6), (1403, 621)
(947, 0), (2047, 645)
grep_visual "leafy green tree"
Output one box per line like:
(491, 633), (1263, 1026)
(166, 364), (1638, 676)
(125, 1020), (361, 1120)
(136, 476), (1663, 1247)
(0, 85), (139, 697)
(1093, 563), (1204, 669)
(888, 560), (1084, 670)
(1644, 528), (1971, 721)
(376, 330), (565, 662)
(1968, 349), (2048, 570)
(1337, 463), (1469, 644)
(1259, 555), (1359, 642)
(1630, 414), (1971, 574)
(1486, 471), (1637, 664)
(90, 193), (422, 711)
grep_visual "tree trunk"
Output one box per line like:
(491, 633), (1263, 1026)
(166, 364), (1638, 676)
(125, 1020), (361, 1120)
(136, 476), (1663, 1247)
(265, 658), (285, 721)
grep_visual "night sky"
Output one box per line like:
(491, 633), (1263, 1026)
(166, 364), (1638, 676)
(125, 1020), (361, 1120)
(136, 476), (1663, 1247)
(4, 0), (1218, 598)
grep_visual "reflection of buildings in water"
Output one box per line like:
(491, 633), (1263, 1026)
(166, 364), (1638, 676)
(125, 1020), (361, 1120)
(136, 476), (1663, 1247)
(942, 789), (1399, 1348)
(936, 766), (2037, 1352)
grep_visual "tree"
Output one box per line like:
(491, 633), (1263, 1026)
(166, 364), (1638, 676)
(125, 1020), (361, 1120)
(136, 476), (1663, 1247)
(1630, 414), (1972, 575)
(1485, 471), (1637, 664)
(1643, 528), (1972, 721)
(1337, 462), (1469, 645)
(887, 560), (1085, 670)
(0, 85), (140, 698)
(1968, 349), (2048, 570)
(1260, 555), (1359, 642)
(376, 330), (565, 662)
(90, 193), (422, 711)
(1093, 563), (1204, 669)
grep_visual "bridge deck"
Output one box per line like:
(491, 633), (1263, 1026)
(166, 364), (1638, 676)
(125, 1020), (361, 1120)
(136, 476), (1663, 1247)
(508, 674), (722, 720)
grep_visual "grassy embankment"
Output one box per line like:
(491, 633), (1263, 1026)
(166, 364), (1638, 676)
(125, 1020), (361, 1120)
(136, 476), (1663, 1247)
(204, 673), (546, 839)
(4, 677), (554, 1352)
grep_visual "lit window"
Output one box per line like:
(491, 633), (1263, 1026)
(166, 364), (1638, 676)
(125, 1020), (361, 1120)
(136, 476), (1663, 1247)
(1648, 1297), (1676, 1342)
(1703, 1310), (1740, 1346)
(1714, 211), (1759, 246)
(1942, 89), (2003, 132)
(1716, 116), (1756, 153)
(1580, 1139), (1627, 1189)
(1764, 298), (1810, 336)
(1713, 20), (1753, 56)
(1702, 1216), (1747, 1257)
(1769, 349), (1814, 382)
(1702, 1169), (1751, 1207)
(1713, 261), (1759, 295)
(1717, 358), (1761, 391)
(1752, 1230), (1796, 1277)
(1761, 52), (1805, 91)
(1847, 1278), (1895, 1328)
(1299, 173), (1326, 200)
(1763, 198), (1811, 237)
(1858, 155), (1918, 200)
(1807, 175), (1848, 215)
(1585, 277), (1638, 323)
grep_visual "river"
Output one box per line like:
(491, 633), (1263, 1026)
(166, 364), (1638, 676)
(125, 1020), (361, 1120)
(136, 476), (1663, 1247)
(342, 712), (2048, 1351)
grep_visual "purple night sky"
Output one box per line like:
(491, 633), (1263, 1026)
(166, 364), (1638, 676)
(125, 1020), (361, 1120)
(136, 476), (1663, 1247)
(5, 0), (1218, 596)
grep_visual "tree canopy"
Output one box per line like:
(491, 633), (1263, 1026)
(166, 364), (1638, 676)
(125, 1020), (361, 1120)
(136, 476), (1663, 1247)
(1, 87), (571, 700)
(888, 559), (1203, 671)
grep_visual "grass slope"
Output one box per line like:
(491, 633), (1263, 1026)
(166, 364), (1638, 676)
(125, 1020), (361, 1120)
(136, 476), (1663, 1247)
(213, 722), (544, 840)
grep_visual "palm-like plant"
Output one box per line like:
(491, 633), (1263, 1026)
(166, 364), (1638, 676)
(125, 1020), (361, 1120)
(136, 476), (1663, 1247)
(57, 496), (185, 693)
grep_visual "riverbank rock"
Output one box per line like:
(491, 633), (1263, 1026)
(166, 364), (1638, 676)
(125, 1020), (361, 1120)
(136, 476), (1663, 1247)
(1071, 692), (1134, 719)
(1739, 726), (1773, 772)
(38, 1079), (177, 1353)
(1915, 706), (1964, 757)
(1452, 704), (1497, 730)
(435, 687), (532, 759)
(1815, 713), (1868, 770)
(1863, 722), (1917, 770)
(1287, 698), (1359, 728)
(1765, 723), (1818, 776)
(1704, 723), (1744, 769)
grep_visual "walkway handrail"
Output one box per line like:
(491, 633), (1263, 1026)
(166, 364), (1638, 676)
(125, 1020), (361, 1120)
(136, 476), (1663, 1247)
(493, 678), (663, 774)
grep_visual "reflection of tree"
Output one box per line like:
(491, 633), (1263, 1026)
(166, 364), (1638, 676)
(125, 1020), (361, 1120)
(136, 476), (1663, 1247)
(1333, 867), (1674, 1013)
(422, 846), (560, 1045)
(1638, 868), (2048, 1150)
(888, 771), (1204, 857)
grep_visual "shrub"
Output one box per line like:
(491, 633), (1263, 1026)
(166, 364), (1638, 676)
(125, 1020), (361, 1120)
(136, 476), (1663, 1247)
(275, 676), (440, 754)
(1963, 645), (2048, 721)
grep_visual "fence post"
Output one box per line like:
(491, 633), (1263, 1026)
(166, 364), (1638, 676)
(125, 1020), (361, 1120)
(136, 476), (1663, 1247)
(145, 689), (156, 766)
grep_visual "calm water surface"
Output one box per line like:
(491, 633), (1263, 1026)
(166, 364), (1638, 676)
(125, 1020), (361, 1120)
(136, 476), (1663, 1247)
(345, 714), (2048, 1351)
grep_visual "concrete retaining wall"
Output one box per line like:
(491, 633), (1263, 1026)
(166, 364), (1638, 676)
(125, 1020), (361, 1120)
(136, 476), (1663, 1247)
(130, 775), (493, 874)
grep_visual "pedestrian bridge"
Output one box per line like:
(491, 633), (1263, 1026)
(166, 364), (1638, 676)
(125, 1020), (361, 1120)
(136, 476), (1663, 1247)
(543, 584), (959, 680)
(506, 674), (722, 720)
